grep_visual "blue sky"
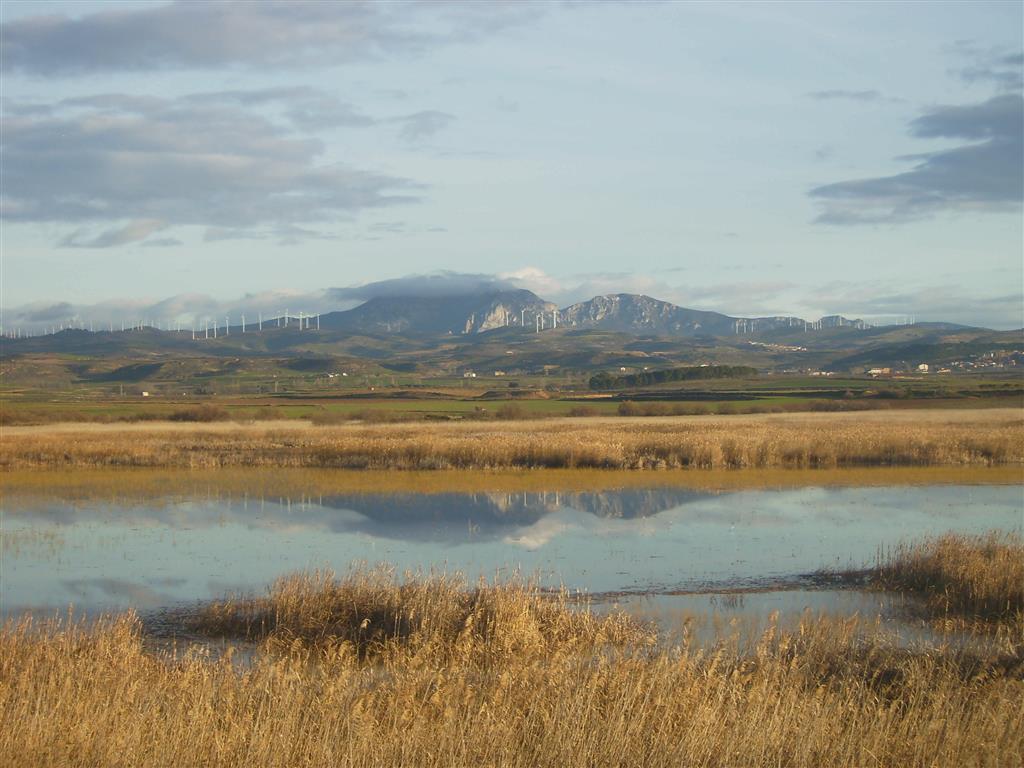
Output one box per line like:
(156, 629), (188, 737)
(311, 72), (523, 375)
(2, 0), (1021, 330)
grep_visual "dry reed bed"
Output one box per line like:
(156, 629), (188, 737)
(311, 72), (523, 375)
(3, 567), (1023, 767)
(865, 531), (1024, 627)
(2, 410), (1022, 470)
(4, 466), (1021, 511)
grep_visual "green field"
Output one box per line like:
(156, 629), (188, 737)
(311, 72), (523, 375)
(1, 350), (1020, 425)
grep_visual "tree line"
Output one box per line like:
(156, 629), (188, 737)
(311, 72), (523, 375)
(589, 365), (758, 390)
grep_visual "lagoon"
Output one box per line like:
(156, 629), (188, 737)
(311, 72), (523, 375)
(3, 474), (1020, 617)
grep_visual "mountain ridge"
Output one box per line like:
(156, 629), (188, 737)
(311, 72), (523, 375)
(318, 290), (874, 338)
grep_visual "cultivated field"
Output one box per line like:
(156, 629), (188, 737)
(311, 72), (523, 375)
(2, 532), (1022, 768)
(2, 408), (1021, 471)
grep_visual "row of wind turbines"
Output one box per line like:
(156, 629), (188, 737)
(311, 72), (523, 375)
(1, 309), (321, 340)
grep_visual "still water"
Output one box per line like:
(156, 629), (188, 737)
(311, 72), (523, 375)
(2, 482), (1020, 617)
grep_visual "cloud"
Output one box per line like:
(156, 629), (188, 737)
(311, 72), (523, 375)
(1, 91), (418, 245)
(20, 302), (75, 322)
(183, 87), (376, 131)
(809, 281), (1023, 329)
(1, 0), (542, 76)
(949, 42), (1024, 92)
(503, 517), (571, 550)
(807, 90), (888, 102)
(61, 219), (167, 248)
(5, 289), (347, 335)
(327, 271), (520, 302)
(810, 94), (1023, 224)
(141, 237), (183, 248)
(391, 110), (456, 142)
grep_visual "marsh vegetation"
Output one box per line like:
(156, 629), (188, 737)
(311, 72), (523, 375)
(858, 531), (1024, 628)
(2, 409), (1021, 471)
(3, 535), (1022, 768)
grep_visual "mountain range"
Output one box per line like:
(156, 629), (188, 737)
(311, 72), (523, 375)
(4, 289), (1016, 377)
(316, 290), (871, 338)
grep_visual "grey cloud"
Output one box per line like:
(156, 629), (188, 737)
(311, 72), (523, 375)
(807, 90), (887, 102)
(392, 110), (457, 142)
(810, 94), (1023, 224)
(141, 237), (184, 248)
(186, 89), (454, 138)
(949, 43), (1024, 92)
(61, 219), (167, 248)
(910, 93), (1022, 140)
(184, 88), (376, 131)
(1, 1), (542, 76)
(21, 302), (74, 322)
(203, 228), (267, 243)
(6, 290), (349, 335)
(274, 224), (342, 246)
(1, 91), (418, 245)
(810, 281), (1022, 330)
(327, 271), (519, 302)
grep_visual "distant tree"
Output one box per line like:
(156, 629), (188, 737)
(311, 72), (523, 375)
(591, 365), (756, 390)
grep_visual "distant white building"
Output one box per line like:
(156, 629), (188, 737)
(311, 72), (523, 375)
(917, 363), (930, 372)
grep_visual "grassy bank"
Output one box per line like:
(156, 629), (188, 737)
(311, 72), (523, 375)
(1, 409), (1021, 471)
(3, 465), (1020, 506)
(3, 566), (1022, 767)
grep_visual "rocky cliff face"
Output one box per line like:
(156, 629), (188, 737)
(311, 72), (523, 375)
(558, 294), (735, 336)
(462, 291), (557, 333)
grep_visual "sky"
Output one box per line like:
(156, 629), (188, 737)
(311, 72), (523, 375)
(1, 0), (1022, 332)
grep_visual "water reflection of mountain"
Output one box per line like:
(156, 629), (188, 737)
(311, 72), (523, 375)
(326, 488), (711, 523)
(8, 488), (717, 545)
(311, 489), (715, 543)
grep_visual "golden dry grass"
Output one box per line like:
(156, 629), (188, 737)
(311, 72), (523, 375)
(3, 567), (1023, 767)
(190, 569), (650, 664)
(868, 531), (1024, 626)
(1, 408), (1021, 470)
(2, 465), (1020, 509)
